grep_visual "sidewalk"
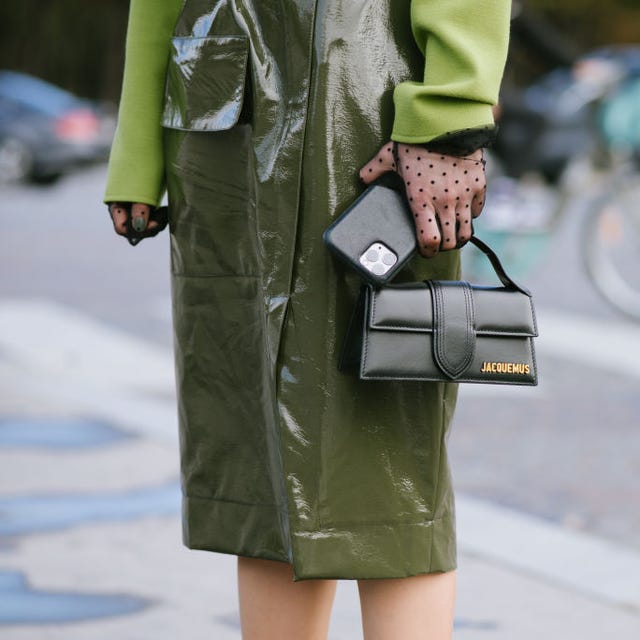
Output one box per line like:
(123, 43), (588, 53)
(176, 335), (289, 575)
(0, 298), (638, 639)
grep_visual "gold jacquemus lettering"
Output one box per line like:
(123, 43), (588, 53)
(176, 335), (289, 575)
(480, 362), (530, 375)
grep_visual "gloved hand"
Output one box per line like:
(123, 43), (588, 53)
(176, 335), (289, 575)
(107, 202), (168, 246)
(360, 142), (487, 258)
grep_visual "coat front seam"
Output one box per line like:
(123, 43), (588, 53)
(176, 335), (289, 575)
(273, 0), (321, 571)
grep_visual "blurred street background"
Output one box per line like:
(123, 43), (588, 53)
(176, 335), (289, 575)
(1, 1), (640, 638)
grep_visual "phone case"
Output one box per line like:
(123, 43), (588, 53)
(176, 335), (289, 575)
(322, 183), (417, 285)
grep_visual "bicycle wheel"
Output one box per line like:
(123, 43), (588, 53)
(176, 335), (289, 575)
(583, 175), (640, 321)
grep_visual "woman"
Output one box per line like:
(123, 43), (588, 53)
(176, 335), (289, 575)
(105, 1), (510, 638)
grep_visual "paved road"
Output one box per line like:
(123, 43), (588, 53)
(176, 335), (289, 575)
(1, 165), (639, 637)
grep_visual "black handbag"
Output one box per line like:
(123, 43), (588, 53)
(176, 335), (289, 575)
(339, 236), (538, 385)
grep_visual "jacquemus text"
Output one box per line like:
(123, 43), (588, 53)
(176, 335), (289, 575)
(480, 362), (530, 374)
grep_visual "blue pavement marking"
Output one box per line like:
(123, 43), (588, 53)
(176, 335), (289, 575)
(0, 570), (149, 625)
(0, 417), (131, 449)
(454, 617), (500, 631)
(0, 481), (180, 537)
(214, 612), (241, 630)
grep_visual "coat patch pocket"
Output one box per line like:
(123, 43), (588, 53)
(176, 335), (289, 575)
(162, 36), (249, 131)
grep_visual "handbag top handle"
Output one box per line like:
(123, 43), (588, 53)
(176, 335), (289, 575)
(463, 236), (532, 297)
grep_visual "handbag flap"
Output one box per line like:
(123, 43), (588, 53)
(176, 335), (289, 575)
(368, 282), (538, 337)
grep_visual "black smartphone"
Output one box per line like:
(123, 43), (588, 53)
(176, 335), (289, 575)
(323, 183), (417, 285)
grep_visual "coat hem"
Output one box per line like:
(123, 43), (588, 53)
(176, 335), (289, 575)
(181, 495), (456, 581)
(289, 511), (457, 581)
(182, 495), (290, 563)
(290, 511), (457, 581)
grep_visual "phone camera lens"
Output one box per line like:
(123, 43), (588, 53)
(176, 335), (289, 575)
(366, 249), (379, 262)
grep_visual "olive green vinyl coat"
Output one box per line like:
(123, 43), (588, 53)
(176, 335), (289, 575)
(111, 0), (509, 580)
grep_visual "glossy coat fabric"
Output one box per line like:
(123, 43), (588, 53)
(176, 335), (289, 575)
(164, 0), (465, 580)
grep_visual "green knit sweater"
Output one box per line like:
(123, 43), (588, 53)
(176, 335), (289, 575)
(105, 0), (511, 206)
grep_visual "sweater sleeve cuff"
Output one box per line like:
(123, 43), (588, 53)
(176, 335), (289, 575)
(390, 87), (496, 144)
(104, 131), (166, 207)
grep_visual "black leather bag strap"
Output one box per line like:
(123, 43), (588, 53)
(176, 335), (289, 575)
(469, 236), (531, 297)
(429, 280), (476, 379)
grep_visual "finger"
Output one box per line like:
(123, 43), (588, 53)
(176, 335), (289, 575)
(455, 206), (473, 246)
(437, 203), (458, 251)
(140, 219), (166, 239)
(410, 199), (441, 258)
(359, 142), (396, 184)
(468, 153), (486, 218)
(143, 219), (160, 235)
(147, 205), (169, 235)
(471, 185), (487, 218)
(137, 206), (169, 238)
(427, 191), (457, 252)
(130, 203), (151, 233)
(109, 203), (130, 236)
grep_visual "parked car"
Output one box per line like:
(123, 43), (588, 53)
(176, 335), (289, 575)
(0, 71), (116, 184)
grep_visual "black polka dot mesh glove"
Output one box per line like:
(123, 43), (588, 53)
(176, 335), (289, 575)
(107, 202), (169, 246)
(359, 142), (487, 258)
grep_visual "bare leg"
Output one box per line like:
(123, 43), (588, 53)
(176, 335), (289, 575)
(237, 556), (338, 640)
(358, 570), (456, 640)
